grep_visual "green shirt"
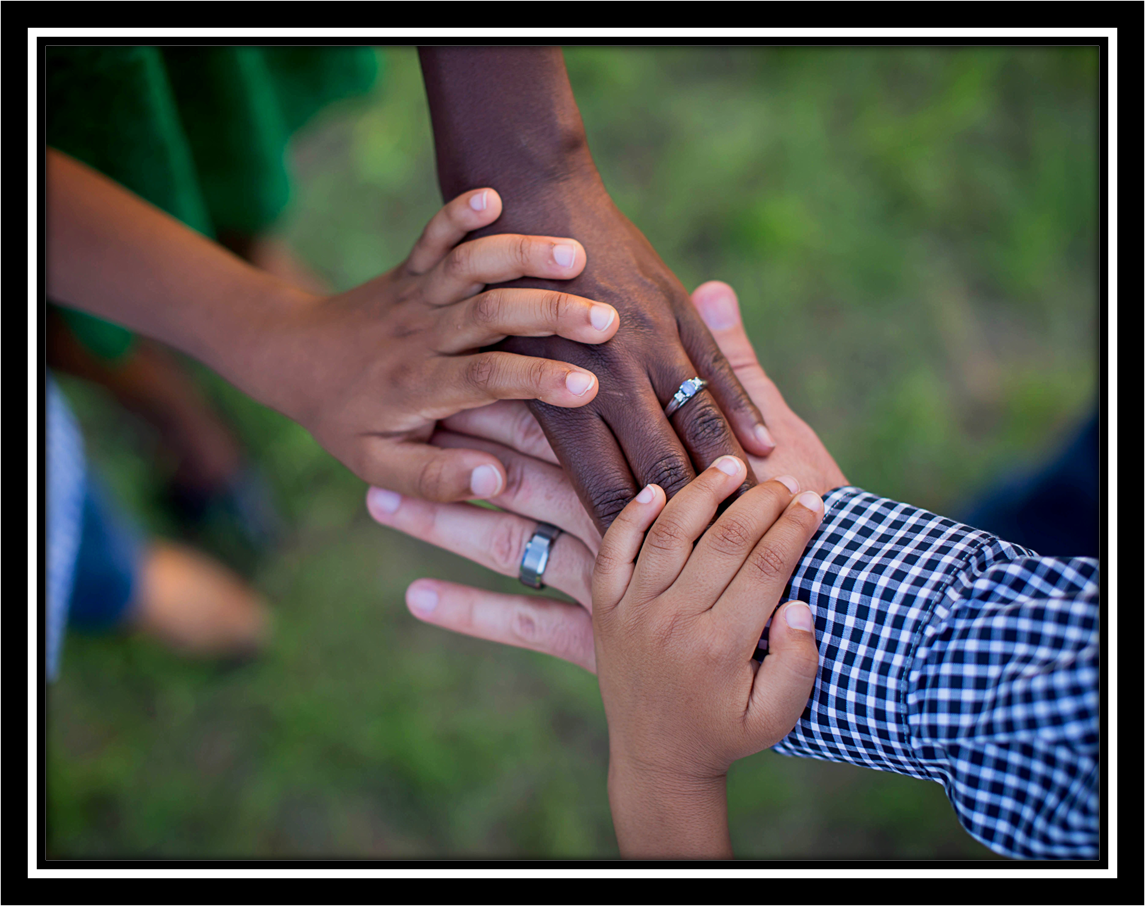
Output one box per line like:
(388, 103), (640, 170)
(47, 46), (380, 359)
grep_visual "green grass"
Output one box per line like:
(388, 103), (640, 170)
(48, 46), (1097, 859)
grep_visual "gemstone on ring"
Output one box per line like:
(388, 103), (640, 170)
(664, 376), (709, 418)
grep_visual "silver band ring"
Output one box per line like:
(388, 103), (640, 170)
(519, 522), (562, 589)
(664, 376), (709, 418)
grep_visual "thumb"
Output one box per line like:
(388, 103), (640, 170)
(690, 281), (769, 387)
(362, 440), (507, 503)
(748, 600), (820, 747)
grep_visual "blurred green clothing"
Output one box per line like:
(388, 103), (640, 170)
(47, 46), (381, 360)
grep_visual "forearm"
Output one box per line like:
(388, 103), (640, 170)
(769, 486), (1099, 859)
(46, 149), (313, 410)
(418, 47), (600, 210)
(608, 761), (733, 860)
(418, 48), (764, 530)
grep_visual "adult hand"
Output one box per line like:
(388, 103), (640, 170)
(420, 47), (774, 531)
(365, 280), (846, 671)
(488, 184), (776, 530)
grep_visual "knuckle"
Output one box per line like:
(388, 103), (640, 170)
(471, 290), (503, 327)
(527, 357), (554, 393)
(646, 453), (693, 499)
(592, 546), (622, 578)
(784, 503), (821, 534)
(788, 643), (820, 680)
(707, 515), (756, 557)
(500, 455), (528, 500)
(699, 626), (732, 663)
(645, 516), (688, 553)
(444, 240), (473, 279)
(416, 455), (449, 501)
(587, 484), (636, 530)
(746, 543), (790, 583)
(513, 407), (548, 454)
(679, 397), (732, 449)
(491, 520), (530, 574)
(465, 355), (497, 392)
(511, 606), (542, 645)
(541, 291), (568, 325)
(515, 234), (534, 269)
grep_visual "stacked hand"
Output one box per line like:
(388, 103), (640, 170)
(366, 280), (847, 672)
(256, 188), (621, 503)
(592, 456), (824, 858)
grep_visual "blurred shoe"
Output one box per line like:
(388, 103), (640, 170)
(128, 541), (271, 659)
(168, 462), (284, 552)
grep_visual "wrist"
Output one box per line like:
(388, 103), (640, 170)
(199, 272), (321, 421)
(472, 152), (611, 239)
(608, 756), (732, 859)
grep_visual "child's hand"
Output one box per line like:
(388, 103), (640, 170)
(259, 188), (619, 503)
(591, 456), (823, 858)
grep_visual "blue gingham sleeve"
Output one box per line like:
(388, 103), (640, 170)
(769, 487), (1099, 860)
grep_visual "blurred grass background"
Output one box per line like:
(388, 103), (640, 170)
(48, 46), (1098, 859)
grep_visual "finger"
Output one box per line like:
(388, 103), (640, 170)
(406, 188), (504, 275)
(651, 356), (757, 500)
(440, 401), (559, 465)
(366, 487), (595, 606)
(422, 234), (587, 305)
(359, 438), (507, 503)
(591, 483), (665, 614)
(679, 285), (774, 457)
(689, 281), (770, 386)
(427, 352), (600, 414)
(494, 339), (701, 526)
(747, 600), (819, 748)
(673, 475), (801, 605)
(714, 491), (825, 645)
(406, 579), (596, 674)
(628, 456), (748, 604)
(690, 280), (786, 432)
(432, 429), (601, 553)
(526, 402), (642, 531)
(434, 288), (618, 353)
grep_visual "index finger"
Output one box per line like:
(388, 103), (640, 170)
(406, 188), (504, 275)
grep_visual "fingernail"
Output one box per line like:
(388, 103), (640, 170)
(635, 485), (656, 504)
(470, 464), (503, 498)
(755, 424), (775, 451)
(553, 244), (577, 268)
(785, 602), (814, 632)
(408, 584), (439, 616)
(715, 455), (743, 477)
(565, 371), (594, 396)
(367, 487), (401, 516)
(774, 474), (799, 494)
(700, 287), (740, 330)
(589, 304), (616, 332)
(796, 491), (823, 513)
(469, 190), (488, 212)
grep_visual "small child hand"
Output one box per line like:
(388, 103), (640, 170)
(261, 188), (619, 503)
(591, 456), (823, 858)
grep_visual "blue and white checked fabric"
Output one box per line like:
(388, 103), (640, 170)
(46, 375), (87, 681)
(771, 487), (1099, 860)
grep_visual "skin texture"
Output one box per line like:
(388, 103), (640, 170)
(365, 279), (847, 673)
(419, 47), (774, 531)
(46, 151), (623, 503)
(592, 463), (823, 858)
